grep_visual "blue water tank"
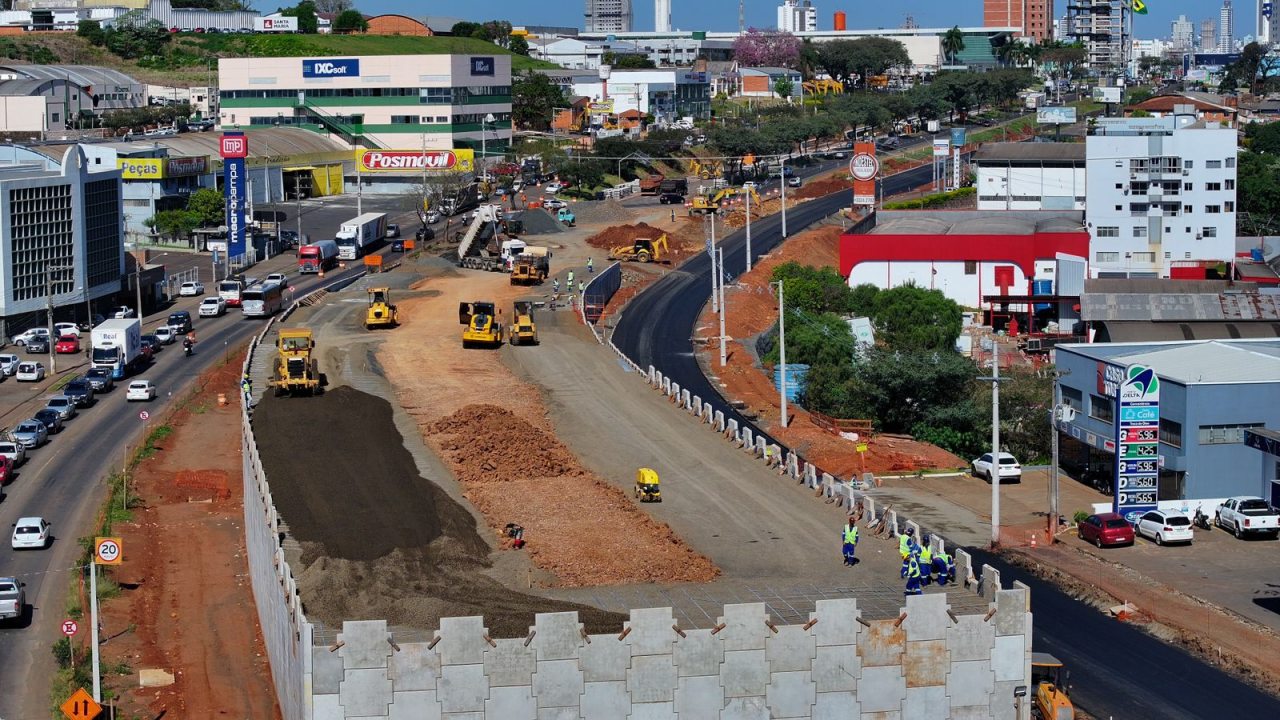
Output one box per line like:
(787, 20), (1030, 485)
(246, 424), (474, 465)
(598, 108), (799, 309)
(773, 364), (810, 403)
(1252, 247), (1265, 262)
(1032, 279), (1053, 312)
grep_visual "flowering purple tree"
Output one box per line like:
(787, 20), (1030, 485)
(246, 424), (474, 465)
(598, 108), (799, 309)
(732, 28), (803, 69)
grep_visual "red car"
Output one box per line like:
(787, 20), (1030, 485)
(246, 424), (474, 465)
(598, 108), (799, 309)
(54, 335), (80, 354)
(0, 456), (11, 485)
(1078, 512), (1135, 547)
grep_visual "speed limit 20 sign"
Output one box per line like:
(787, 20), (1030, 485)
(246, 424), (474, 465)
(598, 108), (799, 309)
(94, 537), (123, 565)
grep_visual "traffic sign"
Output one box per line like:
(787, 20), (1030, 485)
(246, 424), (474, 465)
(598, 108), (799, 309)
(849, 152), (879, 181)
(94, 537), (122, 566)
(61, 619), (78, 636)
(138, 410), (150, 421)
(60, 688), (101, 720)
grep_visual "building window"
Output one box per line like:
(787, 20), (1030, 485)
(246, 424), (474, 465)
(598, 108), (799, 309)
(1132, 252), (1155, 262)
(1206, 205), (1221, 214)
(1202, 227), (1217, 237)
(390, 115), (417, 124)
(1096, 226), (1119, 237)
(1184, 182), (1193, 190)
(1089, 395), (1114, 424)
(1164, 252), (1171, 259)
(1206, 160), (1222, 169)
(1061, 386), (1083, 412)
(1205, 182), (1221, 191)
(964, 260), (977, 275)
(1185, 252), (1191, 258)
(1226, 157), (1236, 168)
(1183, 205), (1192, 214)
(1185, 160), (1194, 168)
(1114, 182), (1123, 189)
(51, 112), (60, 123)
(1133, 226), (1147, 237)
(1096, 251), (1120, 262)
(1160, 419), (1182, 448)
(1226, 179), (1235, 190)
(1199, 423), (1262, 445)
(1114, 205), (1122, 211)
(1225, 201), (1234, 212)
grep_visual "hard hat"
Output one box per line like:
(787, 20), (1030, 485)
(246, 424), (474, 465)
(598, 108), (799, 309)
(905, 527), (914, 536)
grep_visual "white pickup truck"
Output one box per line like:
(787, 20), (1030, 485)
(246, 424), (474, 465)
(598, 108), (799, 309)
(1215, 497), (1280, 539)
(0, 576), (24, 623)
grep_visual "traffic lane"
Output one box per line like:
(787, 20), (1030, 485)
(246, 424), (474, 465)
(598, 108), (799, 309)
(967, 549), (1280, 719)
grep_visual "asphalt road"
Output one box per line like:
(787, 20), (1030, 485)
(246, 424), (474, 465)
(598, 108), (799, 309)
(0, 205), (412, 718)
(611, 163), (1280, 716)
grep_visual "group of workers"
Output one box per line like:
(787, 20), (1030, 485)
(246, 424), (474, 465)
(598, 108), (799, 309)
(552, 258), (595, 297)
(898, 527), (955, 596)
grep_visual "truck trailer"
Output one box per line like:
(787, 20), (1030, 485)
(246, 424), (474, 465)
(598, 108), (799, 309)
(335, 213), (387, 260)
(298, 239), (339, 273)
(91, 318), (146, 379)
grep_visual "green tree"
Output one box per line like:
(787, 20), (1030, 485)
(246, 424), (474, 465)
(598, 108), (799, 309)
(1125, 86), (1154, 106)
(977, 368), (1054, 463)
(871, 284), (963, 351)
(816, 37), (909, 87)
(186, 187), (226, 228)
(764, 311), (857, 368)
(509, 35), (530, 56)
(511, 71), (565, 130)
(1248, 122), (1280, 155)
(101, 12), (171, 59)
(451, 21), (481, 37)
(1237, 152), (1280, 226)
(806, 347), (979, 432)
(146, 209), (200, 243)
(332, 9), (367, 33)
(771, 261), (859, 315)
(281, 1), (319, 34)
(76, 20), (104, 44)
(556, 159), (608, 192)
(832, 93), (891, 142)
(942, 26), (966, 65)
(773, 77), (795, 100)
(603, 52), (656, 69)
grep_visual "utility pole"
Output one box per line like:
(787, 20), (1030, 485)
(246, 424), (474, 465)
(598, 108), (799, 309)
(294, 174), (303, 248)
(356, 162), (362, 216)
(745, 187), (753, 273)
(134, 253), (144, 320)
(1049, 369), (1073, 543)
(779, 156), (788, 238)
(90, 561), (100, 701)
(978, 341), (1008, 547)
(45, 269), (55, 374)
(708, 212), (718, 313)
(718, 247), (727, 367)
(772, 280), (788, 428)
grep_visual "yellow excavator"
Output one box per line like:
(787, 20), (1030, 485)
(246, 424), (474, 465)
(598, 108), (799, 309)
(460, 300), (504, 348)
(688, 158), (723, 179)
(273, 328), (321, 396)
(510, 301), (539, 346)
(634, 467), (661, 502)
(1032, 653), (1074, 720)
(365, 287), (399, 330)
(610, 234), (669, 263)
(688, 186), (761, 215)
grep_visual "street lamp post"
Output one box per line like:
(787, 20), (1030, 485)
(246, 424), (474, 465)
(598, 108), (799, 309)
(978, 342), (1009, 547)
(44, 264), (73, 373)
(771, 279), (788, 428)
(745, 187), (753, 273)
(779, 156), (788, 238)
(480, 112), (496, 174)
(1049, 369), (1074, 542)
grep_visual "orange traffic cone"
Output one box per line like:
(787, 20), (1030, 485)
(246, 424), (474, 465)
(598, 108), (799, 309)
(1030, 533), (1038, 549)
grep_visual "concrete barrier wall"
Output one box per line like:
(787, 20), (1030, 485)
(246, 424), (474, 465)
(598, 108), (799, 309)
(310, 594), (1030, 720)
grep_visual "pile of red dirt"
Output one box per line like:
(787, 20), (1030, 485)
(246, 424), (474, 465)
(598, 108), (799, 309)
(792, 176), (852, 200)
(585, 222), (667, 251)
(426, 404), (585, 483)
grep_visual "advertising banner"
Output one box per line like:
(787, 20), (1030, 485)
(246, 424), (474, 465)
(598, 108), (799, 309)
(1114, 364), (1161, 523)
(470, 57), (495, 76)
(254, 17), (297, 32)
(932, 138), (950, 157)
(302, 58), (360, 78)
(117, 155), (208, 180)
(1036, 106), (1078, 124)
(354, 149), (475, 173)
(850, 142), (877, 207)
(1092, 86), (1123, 104)
(221, 132), (248, 259)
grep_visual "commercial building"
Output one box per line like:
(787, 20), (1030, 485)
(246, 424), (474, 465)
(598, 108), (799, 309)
(1085, 114), (1237, 279)
(567, 69), (712, 122)
(1219, 0), (1236, 52)
(585, 0), (632, 34)
(217, 54), (511, 156)
(0, 64), (144, 133)
(1065, 0), (1129, 75)
(777, 0), (818, 33)
(142, 0), (259, 31)
(0, 145), (123, 334)
(1200, 18), (1217, 52)
(365, 14), (433, 36)
(1054, 338), (1280, 504)
(1080, 278), (1280, 342)
(1171, 14), (1195, 50)
(984, 0), (1054, 41)
(1257, 0), (1278, 45)
(738, 67), (803, 100)
(972, 142), (1085, 211)
(534, 38), (651, 70)
(839, 210), (1090, 309)
(1125, 92), (1238, 126)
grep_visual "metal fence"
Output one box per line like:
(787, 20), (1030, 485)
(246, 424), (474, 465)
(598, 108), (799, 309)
(581, 261), (622, 325)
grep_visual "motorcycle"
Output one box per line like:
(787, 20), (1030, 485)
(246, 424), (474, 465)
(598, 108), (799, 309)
(1194, 505), (1213, 531)
(183, 341), (194, 357)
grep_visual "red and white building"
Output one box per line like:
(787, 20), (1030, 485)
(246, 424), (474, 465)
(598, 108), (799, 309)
(839, 210), (1090, 308)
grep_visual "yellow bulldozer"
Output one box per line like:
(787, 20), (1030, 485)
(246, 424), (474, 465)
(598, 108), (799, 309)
(273, 328), (321, 396)
(610, 234), (669, 263)
(365, 287), (399, 330)
(1032, 653), (1074, 720)
(634, 467), (661, 502)
(510, 301), (539, 346)
(460, 300), (504, 348)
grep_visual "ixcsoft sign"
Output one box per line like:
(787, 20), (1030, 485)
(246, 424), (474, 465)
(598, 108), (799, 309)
(303, 58), (360, 78)
(470, 57), (495, 76)
(355, 149), (475, 173)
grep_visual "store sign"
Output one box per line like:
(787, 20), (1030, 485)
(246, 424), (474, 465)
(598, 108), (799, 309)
(165, 155), (207, 177)
(224, 155), (246, 259)
(303, 58), (360, 78)
(587, 100), (614, 113)
(470, 57), (495, 76)
(932, 138), (950, 157)
(117, 158), (164, 179)
(1114, 364), (1160, 523)
(851, 142), (876, 206)
(219, 132), (248, 159)
(355, 149), (475, 173)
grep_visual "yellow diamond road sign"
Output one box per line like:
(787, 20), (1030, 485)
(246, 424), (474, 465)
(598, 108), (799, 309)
(61, 687), (101, 720)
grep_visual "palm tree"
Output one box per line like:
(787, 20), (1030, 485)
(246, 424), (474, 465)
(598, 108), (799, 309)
(942, 26), (966, 66)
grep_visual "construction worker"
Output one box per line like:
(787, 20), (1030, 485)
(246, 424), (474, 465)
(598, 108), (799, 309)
(898, 527), (914, 559)
(902, 553), (923, 596)
(841, 519), (859, 566)
(918, 540), (934, 587)
(552, 278), (560, 294)
(587, 257), (594, 273)
(578, 280), (585, 293)
(241, 373), (252, 397)
(567, 269), (575, 288)
(934, 548), (955, 586)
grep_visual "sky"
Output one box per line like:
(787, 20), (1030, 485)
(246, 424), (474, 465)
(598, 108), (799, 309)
(361, 1), (1244, 38)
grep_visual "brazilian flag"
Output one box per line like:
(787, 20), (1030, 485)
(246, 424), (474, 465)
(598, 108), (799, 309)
(1130, 0), (1149, 14)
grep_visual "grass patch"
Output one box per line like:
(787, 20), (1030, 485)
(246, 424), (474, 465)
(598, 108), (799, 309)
(49, 372), (78, 392)
(968, 115), (1036, 144)
(132, 424), (173, 464)
(1069, 98), (1104, 115)
(883, 186), (975, 209)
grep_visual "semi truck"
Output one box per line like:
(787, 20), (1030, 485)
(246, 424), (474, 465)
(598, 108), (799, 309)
(441, 184), (485, 216)
(298, 239), (339, 273)
(335, 213), (387, 260)
(91, 318), (145, 379)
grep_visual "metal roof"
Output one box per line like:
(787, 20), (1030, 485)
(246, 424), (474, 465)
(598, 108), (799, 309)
(1098, 321), (1280, 343)
(0, 79), (54, 96)
(1108, 341), (1280, 384)
(37, 128), (348, 163)
(0, 64), (141, 89)
(872, 210), (1085, 236)
(1081, 288), (1280, 322)
(972, 142), (1085, 163)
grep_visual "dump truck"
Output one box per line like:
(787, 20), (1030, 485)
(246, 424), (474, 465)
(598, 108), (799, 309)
(1031, 653), (1074, 720)
(273, 328), (321, 396)
(634, 467), (661, 502)
(639, 173), (665, 195)
(658, 177), (688, 196)
(510, 301), (539, 346)
(365, 287), (399, 330)
(510, 247), (551, 285)
(459, 301), (504, 348)
(611, 234), (669, 263)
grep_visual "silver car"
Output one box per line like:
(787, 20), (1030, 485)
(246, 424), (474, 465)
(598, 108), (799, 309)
(10, 420), (48, 449)
(44, 395), (77, 421)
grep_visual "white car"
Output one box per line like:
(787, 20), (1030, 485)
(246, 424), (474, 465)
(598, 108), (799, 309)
(265, 273), (289, 288)
(1136, 509), (1194, 545)
(972, 452), (1022, 483)
(787, 176), (802, 188)
(0, 441), (25, 467)
(53, 322), (81, 337)
(425, 210), (441, 224)
(10, 328), (49, 347)
(198, 296), (227, 317)
(10, 517), (50, 550)
(544, 199), (567, 211)
(0, 353), (19, 376)
(15, 362), (45, 382)
(126, 380), (157, 401)
(112, 306), (136, 319)
(154, 326), (176, 345)
(179, 281), (205, 297)
(544, 182), (565, 194)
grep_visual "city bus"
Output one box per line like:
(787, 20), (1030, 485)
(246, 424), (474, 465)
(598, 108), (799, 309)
(217, 280), (245, 307)
(241, 282), (284, 318)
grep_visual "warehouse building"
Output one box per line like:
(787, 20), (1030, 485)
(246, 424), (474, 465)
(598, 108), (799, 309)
(217, 54), (512, 154)
(973, 142), (1086, 211)
(0, 64), (145, 134)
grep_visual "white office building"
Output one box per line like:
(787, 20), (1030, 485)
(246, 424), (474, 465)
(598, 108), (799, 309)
(585, 0), (632, 34)
(655, 0), (670, 33)
(1220, 0), (1236, 51)
(1172, 14), (1195, 50)
(777, 0), (817, 33)
(1085, 114), (1237, 278)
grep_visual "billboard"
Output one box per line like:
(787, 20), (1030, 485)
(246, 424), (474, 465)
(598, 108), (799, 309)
(850, 142), (877, 206)
(302, 58), (360, 78)
(1036, 106), (1078, 125)
(354, 149), (476, 173)
(221, 132), (247, 259)
(117, 156), (208, 179)
(932, 138), (950, 157)
(1113, 364), (1161, 523)
(254, 17), (297, 32)
(470, 57), (495, 76)
(1092, 86), (1123, 104)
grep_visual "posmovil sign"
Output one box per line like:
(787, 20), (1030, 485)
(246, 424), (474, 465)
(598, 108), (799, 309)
(355, 149), (475, 173)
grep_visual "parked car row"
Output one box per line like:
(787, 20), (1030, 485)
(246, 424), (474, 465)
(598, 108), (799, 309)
(1078, 496), (1280, 550)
